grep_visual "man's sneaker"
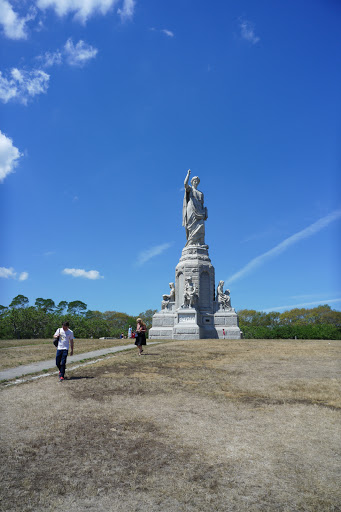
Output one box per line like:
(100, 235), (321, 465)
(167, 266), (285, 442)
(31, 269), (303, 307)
(59, 376), (64, 382)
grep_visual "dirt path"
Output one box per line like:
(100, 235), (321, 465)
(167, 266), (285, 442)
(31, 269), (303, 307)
(0, 342), (161, 381)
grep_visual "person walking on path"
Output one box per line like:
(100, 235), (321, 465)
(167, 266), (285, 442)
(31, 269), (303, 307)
(54, 321), (74, 381)
(128, 325), (132, 338)
(135, 318), (147, 356)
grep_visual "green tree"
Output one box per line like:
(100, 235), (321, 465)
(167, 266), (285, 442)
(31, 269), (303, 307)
(55, 301), (68, 315)
(67, 300), (87, 316)
(10, 295), (29, 309)
(35, 298), (56, 314)
(138, 309), (158, 330)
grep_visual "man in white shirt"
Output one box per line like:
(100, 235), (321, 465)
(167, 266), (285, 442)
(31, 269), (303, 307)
(128, 325), (132, 338)
(54, 321), (74, 382)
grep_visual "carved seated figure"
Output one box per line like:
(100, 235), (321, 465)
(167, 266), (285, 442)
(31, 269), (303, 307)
(217, 280), (231, 310)
(182, 277), (198, 308)
(161, 283), (175, 310)
(161, 294), (170, 310)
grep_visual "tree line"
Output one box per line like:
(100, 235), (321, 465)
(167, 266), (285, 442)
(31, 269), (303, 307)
(238, 306), (341, 339)
(0, 295), (157, 340)
(0, 296), (340, 340)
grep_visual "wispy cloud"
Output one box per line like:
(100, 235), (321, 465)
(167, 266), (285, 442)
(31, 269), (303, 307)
(227, 209), (341, 284)
(262, 298), (341, 313)
(0, 67), (49, 104)
(1, 37), (98, 105)
(19, 271), (29, 281)
(241, 227), (277, 243)
(62, 268), (104, 279)
(37, 39), (98, 68)
(117, 0), (135, 21)
(64, 38), (98, 66)
(0, 0), (36, 40)
(1, 0), (134, 40)
(37, 50), (63, 68)
(150, 27), (175, 38)
(0, 267), (16, 279)
(37, 0), (125, 24)
(161, 29), (174, 37)
(239, 19), (260, 45)
(0, 266), (28, 280)
(289, 293), (338, 301)
(0, 130), (22, 182)
(136, 242), (173, 266)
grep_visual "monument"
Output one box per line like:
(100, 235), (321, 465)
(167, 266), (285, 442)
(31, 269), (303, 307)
(149, 170), (242, 340)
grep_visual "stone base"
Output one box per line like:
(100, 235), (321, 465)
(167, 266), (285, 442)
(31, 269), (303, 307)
(149, 306), (242, 340)
(214, 308), (242, 339)
(173, 308), (200, 340)
(148, 242), (242, 341)
(149, 309), (176, 340)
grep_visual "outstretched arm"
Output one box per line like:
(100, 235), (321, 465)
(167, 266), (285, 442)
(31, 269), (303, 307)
(184, 169), (191, 189)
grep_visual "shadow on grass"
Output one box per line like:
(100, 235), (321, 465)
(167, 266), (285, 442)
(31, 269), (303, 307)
(67, 376), (95, 381)
(140, 353), (161, 357)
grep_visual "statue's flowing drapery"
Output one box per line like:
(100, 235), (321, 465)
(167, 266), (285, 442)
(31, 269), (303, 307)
(182, 186), (208, 246)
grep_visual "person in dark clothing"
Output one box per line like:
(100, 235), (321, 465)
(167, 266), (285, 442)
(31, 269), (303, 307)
(135, 317), (147, 355)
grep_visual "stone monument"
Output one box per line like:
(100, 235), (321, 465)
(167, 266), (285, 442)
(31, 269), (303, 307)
(149, 169), (242, 340)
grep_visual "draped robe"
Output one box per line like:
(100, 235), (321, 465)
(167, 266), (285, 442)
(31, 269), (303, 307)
(182, 185), (208, 246)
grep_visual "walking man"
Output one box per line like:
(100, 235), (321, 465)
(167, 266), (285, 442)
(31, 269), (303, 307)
(54, 321), (74, 382)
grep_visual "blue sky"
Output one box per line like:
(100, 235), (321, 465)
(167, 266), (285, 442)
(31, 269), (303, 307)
(0, 0), (340, 316)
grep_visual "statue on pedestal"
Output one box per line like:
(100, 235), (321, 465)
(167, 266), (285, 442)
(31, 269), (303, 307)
(161, 283), (175, 310)
(149, 168), (241, 340)
(182, 277), (198, 308)
(217, 280), (231, 310)
(182, 169), (208, 246)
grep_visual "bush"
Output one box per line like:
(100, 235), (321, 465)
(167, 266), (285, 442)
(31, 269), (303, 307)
(240, 323), (341, 340)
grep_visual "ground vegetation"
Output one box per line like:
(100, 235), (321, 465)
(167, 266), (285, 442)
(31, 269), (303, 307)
(0, 339), (340, 511)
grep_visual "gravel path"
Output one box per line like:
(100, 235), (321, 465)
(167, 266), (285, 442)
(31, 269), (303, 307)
(0, 342), (161, 381)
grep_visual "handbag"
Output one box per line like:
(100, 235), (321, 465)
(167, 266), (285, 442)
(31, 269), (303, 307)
(53, 328), (61, 347)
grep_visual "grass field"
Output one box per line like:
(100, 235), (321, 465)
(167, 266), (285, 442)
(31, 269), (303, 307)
(1, 338), (340, 511)
(0, 338), (133, 370)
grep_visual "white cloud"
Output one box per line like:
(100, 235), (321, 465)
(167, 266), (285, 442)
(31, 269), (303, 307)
(38, 50), (63, 68)
(0, 130), (22, 183)
(262, 298), (341, 313)
(239, 19), (260, 45)
(62, 268), (104, 279)
(136, 242), (173, 266)
(0, 0), (35, 39)
(117, 0), (135, 21)
(37, 0), (127, 23)
(36, 39), (97, 68)
(150, 27), (174, 38)
(0, 266), (28, 280)
(64, 38), (98, 66)
(227, 209), (341, 284)
(19, 271), (29, 281)
(161, 29), (174, 38)
(0, 67), (49, 104)
(0, 266), (16, 278)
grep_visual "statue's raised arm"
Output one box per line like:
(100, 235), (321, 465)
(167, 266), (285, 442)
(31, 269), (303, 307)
(184, 169), (191, 189)
(182, 170), (208, 247)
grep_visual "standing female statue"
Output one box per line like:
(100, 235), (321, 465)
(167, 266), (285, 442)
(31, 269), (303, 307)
(182, 169), (208, 246)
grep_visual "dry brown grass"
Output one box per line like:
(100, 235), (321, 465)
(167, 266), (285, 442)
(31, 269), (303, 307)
(0, 338), (133, 370)
(1, 339), (340, 512)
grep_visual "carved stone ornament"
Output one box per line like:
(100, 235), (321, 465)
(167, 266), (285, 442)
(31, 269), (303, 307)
(216, 280), (232, 310)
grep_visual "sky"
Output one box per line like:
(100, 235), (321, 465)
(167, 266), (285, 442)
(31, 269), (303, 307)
(0, 0), (340, 316)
